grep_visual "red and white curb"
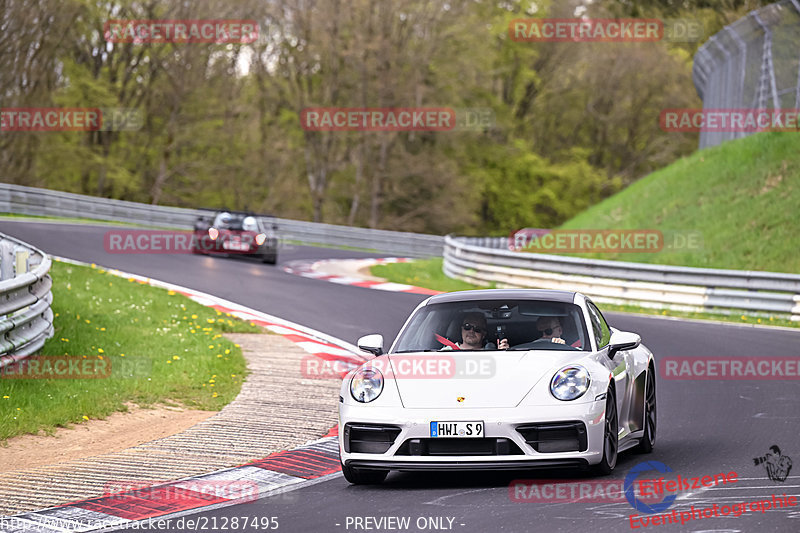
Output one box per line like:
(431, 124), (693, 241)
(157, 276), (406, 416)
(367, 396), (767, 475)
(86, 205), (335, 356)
(2, 436), (341, 533)
(0, 259), (361, 533)
(58, 258), (367, 366)
(283, 258), (441, 296)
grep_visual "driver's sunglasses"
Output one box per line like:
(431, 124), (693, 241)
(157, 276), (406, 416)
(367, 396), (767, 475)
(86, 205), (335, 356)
(462, 323), (485, 334)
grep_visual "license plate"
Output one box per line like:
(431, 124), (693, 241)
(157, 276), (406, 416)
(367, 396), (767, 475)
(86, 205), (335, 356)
(222, 241), (249, 251)
(430, 421), (484, 438)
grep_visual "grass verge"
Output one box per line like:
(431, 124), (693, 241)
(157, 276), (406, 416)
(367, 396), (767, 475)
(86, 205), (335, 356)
(0, 260), (262, 442)
(371, 258), (490, 292)
(0, 213), (177, 229)
(371, 258), (800, 329)
(556, 131), (800, 273)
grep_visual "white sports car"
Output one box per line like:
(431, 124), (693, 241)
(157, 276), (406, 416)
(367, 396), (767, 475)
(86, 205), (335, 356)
(338, 289), (657, 484)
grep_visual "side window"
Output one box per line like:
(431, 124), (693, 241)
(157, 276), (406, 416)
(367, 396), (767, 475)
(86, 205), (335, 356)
(586, 302), (611, 349)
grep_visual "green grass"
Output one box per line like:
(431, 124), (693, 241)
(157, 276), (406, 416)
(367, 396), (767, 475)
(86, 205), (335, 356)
(554, 132), (800, 273)
(371, 258), (489, 292)
(371, 258), (800, 329)
(0, 260), (262, 442)
(0, 213), (176, 229)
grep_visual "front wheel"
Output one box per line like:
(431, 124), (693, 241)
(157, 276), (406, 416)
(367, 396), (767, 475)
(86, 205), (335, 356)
(340, 461), (389, 485)
(635, 368), (656, 453)
(592, 387), (618, 476)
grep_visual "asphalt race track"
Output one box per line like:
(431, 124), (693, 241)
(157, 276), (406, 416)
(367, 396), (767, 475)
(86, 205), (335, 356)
(3, 220), (799, 533)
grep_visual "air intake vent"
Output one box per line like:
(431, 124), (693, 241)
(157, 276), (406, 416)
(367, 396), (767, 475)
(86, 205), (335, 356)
(344, 423), (401, 454)
(395, 438), (524, 456)
(516, 422), (587, 453)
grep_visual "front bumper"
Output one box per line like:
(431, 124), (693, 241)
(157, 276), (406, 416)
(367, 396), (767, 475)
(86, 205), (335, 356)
(339, 401), (607, 470)
(346, 459), (588, 471)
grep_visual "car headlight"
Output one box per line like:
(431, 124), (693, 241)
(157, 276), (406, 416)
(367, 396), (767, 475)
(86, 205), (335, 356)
(208, 228), (219, 240)
(550, 365), (590, 401)
(350, 366), (384, 403)
(255, 233), (267, 245)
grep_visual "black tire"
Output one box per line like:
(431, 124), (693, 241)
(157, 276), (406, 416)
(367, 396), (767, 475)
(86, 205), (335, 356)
(192, 235), (208, 255)
(261, 253), (277, 265)
(340, 461), (389, 485)
(592, 387), (618, 476)
(635, 367), (656, 454)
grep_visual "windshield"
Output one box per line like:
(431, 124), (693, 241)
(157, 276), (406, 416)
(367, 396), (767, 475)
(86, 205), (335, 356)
(214, 213), (257, 231)
(391, 299), (590, 353)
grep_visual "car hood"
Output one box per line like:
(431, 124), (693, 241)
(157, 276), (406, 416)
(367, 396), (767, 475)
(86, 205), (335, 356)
(387, 351), (582, 409)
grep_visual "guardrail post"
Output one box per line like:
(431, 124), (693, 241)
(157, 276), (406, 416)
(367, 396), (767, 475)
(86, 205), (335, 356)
(0, 241), (14, 281)
(15, 247), (30, 275)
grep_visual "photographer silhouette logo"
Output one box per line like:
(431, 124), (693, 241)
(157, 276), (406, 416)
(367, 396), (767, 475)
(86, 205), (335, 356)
(753, 445), (793, 482)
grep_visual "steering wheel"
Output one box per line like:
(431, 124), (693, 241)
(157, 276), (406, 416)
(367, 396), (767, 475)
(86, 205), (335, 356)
(511, 338), (579, 351)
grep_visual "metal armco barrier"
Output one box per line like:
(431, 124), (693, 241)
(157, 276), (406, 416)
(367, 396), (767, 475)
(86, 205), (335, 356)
(0, 183), (444, 257)
(444, 236), (800, 320)
(3, 184), (799, 319)
(0, 233), (54, 366)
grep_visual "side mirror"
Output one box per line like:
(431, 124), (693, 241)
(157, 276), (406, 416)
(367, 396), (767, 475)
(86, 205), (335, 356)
(608, 330), (641, 358)
(357, 334), (384, 356)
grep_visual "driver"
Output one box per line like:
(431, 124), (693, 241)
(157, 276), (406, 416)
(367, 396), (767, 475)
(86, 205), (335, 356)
(441, 312), (509, 350)
(537, 316), (566, 344)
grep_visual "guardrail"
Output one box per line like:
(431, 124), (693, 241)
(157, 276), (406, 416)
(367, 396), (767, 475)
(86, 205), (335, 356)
(0, 233), (54, 367)
(4, 184), (800, 320)
(444, 236), (800, 320)
(0, 183), (444, 257)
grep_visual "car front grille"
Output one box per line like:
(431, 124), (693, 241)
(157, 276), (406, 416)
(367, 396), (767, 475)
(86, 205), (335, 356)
(515, 422), (588, 453)
(394, 438), (524, 456)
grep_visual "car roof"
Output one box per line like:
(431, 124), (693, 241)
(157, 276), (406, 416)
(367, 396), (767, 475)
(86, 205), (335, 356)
(197, 208), (273, 217)
(425, 289), (578, 305)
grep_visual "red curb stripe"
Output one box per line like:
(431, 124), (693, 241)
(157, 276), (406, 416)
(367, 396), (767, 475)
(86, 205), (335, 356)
(281, 334), (339, 348)
(259, 452), (338, 469)
(248, 448), (341, 479)
(350, 280), (382, 288)
(258, 457), (334, 472)
(308, 352), (364, 364)
(402, 287), (442, 295)
(73, 486), (228, 520)
(283, 258), (439, 296)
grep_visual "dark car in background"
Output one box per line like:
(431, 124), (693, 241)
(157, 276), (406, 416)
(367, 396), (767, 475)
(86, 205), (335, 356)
(192, 210), (279, 264)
